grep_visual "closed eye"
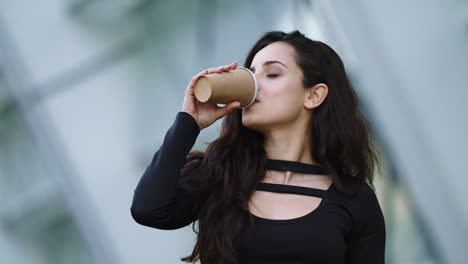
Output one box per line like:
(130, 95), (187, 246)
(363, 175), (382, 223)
(267, 74), (279, 78)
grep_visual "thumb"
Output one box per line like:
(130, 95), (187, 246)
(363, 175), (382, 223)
(215, 101), (241, 119)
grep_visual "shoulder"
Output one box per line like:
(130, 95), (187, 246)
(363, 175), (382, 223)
(339, 177), (385, 229)
(349, 177), (379, 203)
(334, 173), (377, 197)
(354, 179), (378, 202)
(333, 175), (383, 216)
(331, 173), (363, 199)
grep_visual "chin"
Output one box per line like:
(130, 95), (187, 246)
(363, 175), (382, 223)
(241, 116), (254, 129)
(242, 112), (266, 132)
(241, 112), (256, 128)
(242, 107), (256, 121)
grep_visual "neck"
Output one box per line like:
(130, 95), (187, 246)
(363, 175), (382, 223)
(262, 120), (319, 184)
(263, 122), (318, 165)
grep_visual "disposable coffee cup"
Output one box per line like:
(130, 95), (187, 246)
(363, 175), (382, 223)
(193, 67), (258, 109)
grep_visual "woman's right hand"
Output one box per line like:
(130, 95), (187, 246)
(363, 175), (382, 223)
(182, 61), (241, 130)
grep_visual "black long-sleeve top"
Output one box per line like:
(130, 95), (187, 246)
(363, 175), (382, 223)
(131, 111), (386, 263)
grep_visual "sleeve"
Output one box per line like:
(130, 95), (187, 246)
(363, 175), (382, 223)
(130, 111), (205, 230)
(346, 182), (386, 263)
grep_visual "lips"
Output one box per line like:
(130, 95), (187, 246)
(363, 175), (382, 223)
(245, 99), (259, 109)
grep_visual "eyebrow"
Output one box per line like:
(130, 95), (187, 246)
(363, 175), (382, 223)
(249, 60), (288, 73)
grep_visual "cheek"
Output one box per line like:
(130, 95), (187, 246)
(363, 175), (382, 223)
(267, 82), (303, 114)
(268, 95), (303, 120)
(242, 89), (303, 128)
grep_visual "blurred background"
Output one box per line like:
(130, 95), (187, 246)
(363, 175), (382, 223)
(0, 0), (467, 263)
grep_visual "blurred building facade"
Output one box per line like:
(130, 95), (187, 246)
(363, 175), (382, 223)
(0, 0), (467, 263)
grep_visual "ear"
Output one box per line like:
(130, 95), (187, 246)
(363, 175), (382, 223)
(304, 83), (328, 110)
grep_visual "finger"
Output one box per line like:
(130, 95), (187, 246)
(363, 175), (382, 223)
(198, 69), (209, 76)
(187, 71), (207, 91)
(207, 67), (221, 74)
(192, 70), (208, 82)
(189, 73), (203, 87)
(226, 101), (241, 112)
(215, 101), (240, 120)
(230, 61), (238, 70)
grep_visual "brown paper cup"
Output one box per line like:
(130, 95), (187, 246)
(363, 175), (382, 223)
(193, 67), (258, 109)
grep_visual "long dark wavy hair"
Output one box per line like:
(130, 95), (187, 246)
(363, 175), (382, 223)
(178, 30), (382, 264)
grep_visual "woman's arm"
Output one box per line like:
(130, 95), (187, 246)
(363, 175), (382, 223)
(130, 111), (204, 230)
(346, 182), (386, 263)
(131, 61), (239, 230)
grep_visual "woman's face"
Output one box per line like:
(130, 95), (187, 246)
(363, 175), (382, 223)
(242, 41), (308, 133)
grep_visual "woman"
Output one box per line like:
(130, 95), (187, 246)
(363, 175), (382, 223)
(131, 30), (386, 264)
